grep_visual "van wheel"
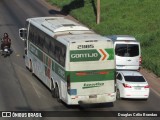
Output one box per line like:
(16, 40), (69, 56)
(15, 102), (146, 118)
(116, 89), (121, 100)
(55, 85), (61, 103)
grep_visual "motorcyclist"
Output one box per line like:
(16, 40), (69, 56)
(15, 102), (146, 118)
(1, 33), (11, 51)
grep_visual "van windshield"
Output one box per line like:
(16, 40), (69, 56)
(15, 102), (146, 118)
(115, 44), (139, 57)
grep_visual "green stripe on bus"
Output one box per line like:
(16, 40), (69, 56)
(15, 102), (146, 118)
(105, 49), (114, 60)
(70, 49), (114, 62)
(69, 69), (115, 82)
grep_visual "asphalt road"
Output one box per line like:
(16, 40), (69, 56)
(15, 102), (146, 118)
(0, 0), (160, 120)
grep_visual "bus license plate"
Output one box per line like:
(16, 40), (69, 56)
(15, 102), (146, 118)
(89, 95), (97, 98)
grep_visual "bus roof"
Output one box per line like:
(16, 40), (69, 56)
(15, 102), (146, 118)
(57, 33), (111, 43)
(28, 17), (89, 32)
(27, 17), (112, 45)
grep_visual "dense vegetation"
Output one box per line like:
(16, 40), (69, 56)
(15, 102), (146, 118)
(47, 0), (160, 76)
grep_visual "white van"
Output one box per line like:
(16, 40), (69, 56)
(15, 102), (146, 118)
(107, 35), (141, 70)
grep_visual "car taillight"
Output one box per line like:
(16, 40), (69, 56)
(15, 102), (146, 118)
(67, 75), (71, 94)
(139, 56), (142, 65)
(123, 83), (132, 88)
(144, 85), (150, 88)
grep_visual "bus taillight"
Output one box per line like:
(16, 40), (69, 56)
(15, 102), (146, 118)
(98, 71), (108, 75)
(76, 71), (108, 76)
(76, 72), (87, 76)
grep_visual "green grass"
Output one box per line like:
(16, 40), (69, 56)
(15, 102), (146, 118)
(47, 0), (160, 76)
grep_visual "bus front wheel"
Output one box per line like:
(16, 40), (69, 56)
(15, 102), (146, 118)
(55, 85), (61, 103)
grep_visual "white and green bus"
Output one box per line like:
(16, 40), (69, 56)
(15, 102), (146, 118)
(19, 17), (116, 105)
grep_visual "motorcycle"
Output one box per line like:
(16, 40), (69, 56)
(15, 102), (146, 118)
(1, 46), (11, 57)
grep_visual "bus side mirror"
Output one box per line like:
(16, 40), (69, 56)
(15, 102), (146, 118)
(19, 28), (27, 41)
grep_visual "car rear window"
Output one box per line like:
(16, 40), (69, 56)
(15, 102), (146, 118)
(124, 76), (146, 82)
(115, 44), (139, 57)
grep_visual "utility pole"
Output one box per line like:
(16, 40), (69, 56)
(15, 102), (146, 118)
(97, 0), (100, 24)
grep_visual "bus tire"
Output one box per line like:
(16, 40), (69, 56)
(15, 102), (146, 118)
(55, 85), (61, 103)
(29, 60), (33, 72)
(51, 82), (56, 98)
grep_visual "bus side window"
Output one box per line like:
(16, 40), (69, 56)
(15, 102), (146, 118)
(31, 32), (35, 43)
(43, 37), (50, 53)
(37, 34), (44, 49)
(50, 40), (55, 58)
(28, 26), (34, 42)
(60, 47), (66, 66)
(55, 46), (60, 62)
(28, 31), (31, 41)
(37, 35), (41, 47)
(34, 31), (37, 45)
(41, 36), (45, 49)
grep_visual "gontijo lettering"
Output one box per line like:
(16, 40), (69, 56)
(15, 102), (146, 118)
(70, 49), (101, 62)
(71, 53), (98, 58)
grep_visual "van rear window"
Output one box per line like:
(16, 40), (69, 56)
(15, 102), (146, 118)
(115, 44), (139, 57)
